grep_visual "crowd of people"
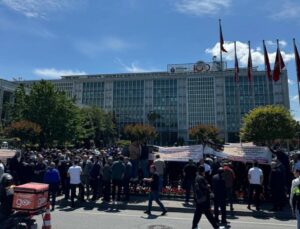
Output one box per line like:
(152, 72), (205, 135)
(0, 142), (299, 228)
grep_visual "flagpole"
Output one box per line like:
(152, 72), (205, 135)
(294, 38), (300, 106)
(248, 41), (255, 108)
(235, 41), (241, 141)
(263, 40), (271, 104)
(277, 39), (285, 105)
(219, 19), (223, 71)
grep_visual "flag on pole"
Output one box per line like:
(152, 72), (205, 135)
(273, 40), (286, 82)
(234, 42), (239, 82)
(248, 41), (252, 81)
(263, 40), (271, 80)
(294, 38), (300, 82)
(219, 19), (227, 53)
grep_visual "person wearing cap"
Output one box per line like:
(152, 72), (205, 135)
(43, 162), (61, 211)
(212, 167), (228, 225)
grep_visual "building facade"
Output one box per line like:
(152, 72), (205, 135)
(0, 79), (18, 126)
(23, 61), (290, 144)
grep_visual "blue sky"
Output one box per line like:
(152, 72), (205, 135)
(0, 0), (299, 120)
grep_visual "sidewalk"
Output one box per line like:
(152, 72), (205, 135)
(57, 195), (294, 220)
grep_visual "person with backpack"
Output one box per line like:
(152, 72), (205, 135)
(290, 169), (300, 228)
(192, 165), (219, 229)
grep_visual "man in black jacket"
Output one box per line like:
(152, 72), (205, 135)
(192, 165), (219, 229)
(212, 168), (228, 225)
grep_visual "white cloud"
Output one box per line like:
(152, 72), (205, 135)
(33, 68), (86, 79)
(205, 41), (294, 67)
(116, 58), (160, 73)
(265, 40), (287, 48)
(288, 79), (295, 85)
(1, 0), (83, 18)
(76, 37), (131, 57)
(175, 0), (231, 16)
(269, 0), (300, 20)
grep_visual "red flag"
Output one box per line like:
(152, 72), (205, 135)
(234, 42), (239, 82)
(248, 41), (252, 81)
(294, 39), (300, 82)
(273, 42), (285, 82)
(219, 19), (227, 53)
(263, 40), (271, 80)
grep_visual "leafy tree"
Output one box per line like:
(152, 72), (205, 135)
(7, 84), (27, 123)
(123, 123), (157, 142)
(5, 120), (41, 144)
(189, 124), (220, 148)
(80, 107), (116, 147)
(240, 105), (296, 146)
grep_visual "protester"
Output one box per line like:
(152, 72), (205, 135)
(123, 157), (132, 201)
(90, 155), (102, 201)
(183, 159), (197, 204)
(192, 165), (219, 229)
(43, 162), (61, 211)
(153, 154), (165, 191)
(212, 168), (228, 225)
(248, 161), (263, 211)
(143, 165), (167, 216)
(102, 157), (112, 202)
(223, 162), (235, 211)
(111, 155), (125, 204)
(68, 160), (84, 208)
(81, 155), (93, 200)
(33, 155), (47, 183)
(290, 168), (300, 229)
(269, 161), (286, 211)
(0, 160), (4, 178)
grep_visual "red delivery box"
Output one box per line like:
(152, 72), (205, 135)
(13, 182), (49, 213)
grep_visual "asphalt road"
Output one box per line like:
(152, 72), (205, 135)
(35, 207), (297, 229)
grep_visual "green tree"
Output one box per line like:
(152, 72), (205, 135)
(189, 124), (220, 147)
(240, 105), (296, 146)
(7, 84), (27, 123)
(80, 107), (116, 147)
(123, 123), (157, 142)
(24, 81), (81, 146)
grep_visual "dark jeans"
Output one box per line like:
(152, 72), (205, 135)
(192, 203), (218, 229)
(123, 178), (130, 201)
(48, 183), (59, 209)
(112, 179), (122, 201)
(64, 177), (70, 199)
(90, 178), (99, 200)
(226, 187), (234, 208)
(184, 179), (194, 202)
(70, 183), (84, 206)
(248, 184), (262, 208)
(103, 180), (111, 201)
(214, 199), (226, 222)
(147, 191), (166, 212)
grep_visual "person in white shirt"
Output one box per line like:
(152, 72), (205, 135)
(247, 161), (263, 211)
(68, 160), (84, 208)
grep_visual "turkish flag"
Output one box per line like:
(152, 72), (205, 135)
(263, 41), (271, 80)
(294, 39), (300, 82)
(219, 21), (227, 53)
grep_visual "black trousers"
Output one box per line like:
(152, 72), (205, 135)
(112, 179), (122, 201)
(48, 183), (59, 209)
(90, 178), (99, 200)
(214, 199), (226, 222)
(192, 203), (218, 229)
(248, 184), (262, 208)
(70, 183), (84, 206)
(123, 178), (130, 201)
(103, 180), (111, 201)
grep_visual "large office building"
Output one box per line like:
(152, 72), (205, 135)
(0, 79), (19, 126)
(22, 60), (289, 144)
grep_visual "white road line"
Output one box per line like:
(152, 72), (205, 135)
(68, 211), (295, 227)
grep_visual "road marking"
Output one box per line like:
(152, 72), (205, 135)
(68, 210), (295, 227)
